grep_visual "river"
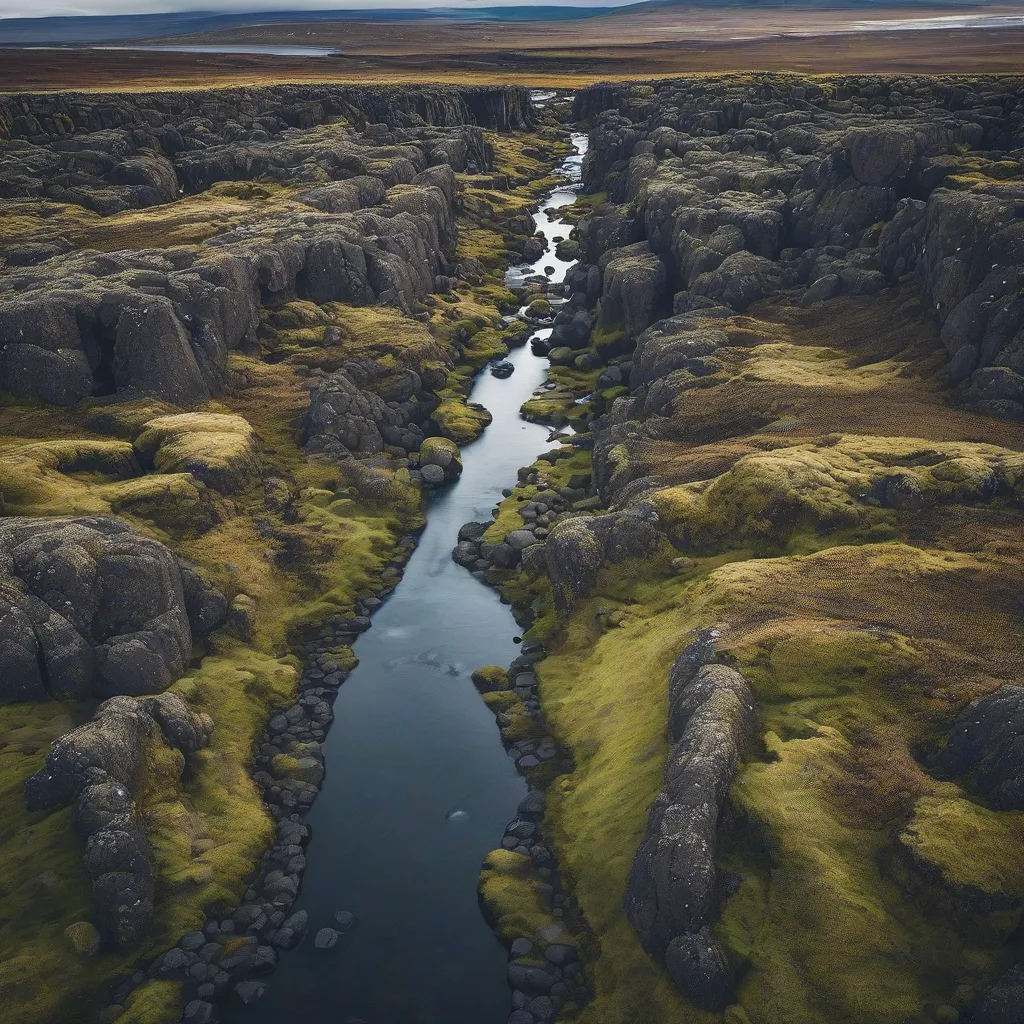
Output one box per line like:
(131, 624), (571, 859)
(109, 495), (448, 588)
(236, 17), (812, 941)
(225, 132), (587, 1024)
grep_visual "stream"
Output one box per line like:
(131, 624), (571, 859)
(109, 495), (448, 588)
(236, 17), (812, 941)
(228, 131), (587, 1024)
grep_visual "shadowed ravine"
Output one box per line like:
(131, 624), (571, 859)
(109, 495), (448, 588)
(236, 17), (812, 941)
(226, 134), (586, 1024)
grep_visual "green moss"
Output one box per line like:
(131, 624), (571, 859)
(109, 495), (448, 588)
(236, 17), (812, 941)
(63, 921), (100, 957)
(0, 701), (96, 1024)
(134, 412), (261, 495)
(471, 665), (509, 692)
(560, 191), (609, 226)
(457, 225), (512, 267)
(154, 646), (297, 926)
(432, 396), (493, 444)
(479, 850), (553, 946)
(118, 980), (183, 1024)
(419, 436), (463, 470)
(105, 473), (225, 537)
(590, 324), (628, 355)
(647, 435), (1024, 556)
(0, 438), (139, 514)
(462, 326), (510, 367)
(736, 627), (920, 703)
(271, 753), (301, 779)
(719, 720), (1019, 1024)
(899, 793), (1024, 906)
(483, 690), (522, 714)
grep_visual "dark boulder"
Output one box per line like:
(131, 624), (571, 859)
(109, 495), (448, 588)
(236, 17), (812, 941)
(0, 516), (225, 703)
(625, 637), (755, 1010)
(943, 685), (1024, 809)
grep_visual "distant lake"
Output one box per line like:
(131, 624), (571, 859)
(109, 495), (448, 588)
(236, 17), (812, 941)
(854, 13), (1024, 32)
(92, 44), (339, 56)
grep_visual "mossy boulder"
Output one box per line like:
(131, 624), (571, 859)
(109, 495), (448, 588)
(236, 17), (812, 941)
(418, 437), (463, 485)
(526, 298), (552, 318)
(271, 753), (324, 787)
(479, 849), (552, 946)
(63, 921), (100, 957)
(134, 413), (261, 495)
(471, 665), (510, 693)
(106, 474), (224, 536)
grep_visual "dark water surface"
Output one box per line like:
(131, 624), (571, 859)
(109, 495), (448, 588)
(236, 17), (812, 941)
(228, 133), (586, 1024)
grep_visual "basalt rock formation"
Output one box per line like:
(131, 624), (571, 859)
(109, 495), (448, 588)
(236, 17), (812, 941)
(0, 83), (532, 205)
(573, 74), (1024, 419)
(0, 85), (527, 407)
(0, 515), (225, 702)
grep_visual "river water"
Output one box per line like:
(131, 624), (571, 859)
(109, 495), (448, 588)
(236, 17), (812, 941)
(228, 132), (586, 1024)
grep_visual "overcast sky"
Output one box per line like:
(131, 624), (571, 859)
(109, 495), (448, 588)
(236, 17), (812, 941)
(0, 0), (630, 15)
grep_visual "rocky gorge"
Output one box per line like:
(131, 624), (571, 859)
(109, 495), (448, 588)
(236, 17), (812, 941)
(0, 70), (1023, 1024)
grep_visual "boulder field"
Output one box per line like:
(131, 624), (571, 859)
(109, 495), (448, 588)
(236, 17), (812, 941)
(0, 85), (515, 407)
(464, 74), (1024, 1024)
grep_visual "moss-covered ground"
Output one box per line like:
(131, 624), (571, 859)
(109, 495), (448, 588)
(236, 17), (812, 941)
(481, 287), (1024, 1024)
(0, 120), (569, 1022)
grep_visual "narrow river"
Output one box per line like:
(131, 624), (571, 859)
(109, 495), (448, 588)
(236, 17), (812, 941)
(229, 132), (587, 1024)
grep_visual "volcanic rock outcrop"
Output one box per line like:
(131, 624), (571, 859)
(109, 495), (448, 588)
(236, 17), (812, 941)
(26, 692), (214, 950)
(0, 85), (529, 407)
(0, 515), (225, 702)
(0, 516), (223, 951)
(572, 74), (1024, 419)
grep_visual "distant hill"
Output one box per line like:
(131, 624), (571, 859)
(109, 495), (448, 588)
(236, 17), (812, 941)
(0, 8), (594, 46)
(0, 0), (1021, 46)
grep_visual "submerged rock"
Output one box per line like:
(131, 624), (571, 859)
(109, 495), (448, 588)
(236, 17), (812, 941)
(314, 928), (340, 949)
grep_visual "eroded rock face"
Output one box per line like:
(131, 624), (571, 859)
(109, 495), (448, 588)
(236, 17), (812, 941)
(625, 634), (756, 1011)
(0, 516), (225, 702)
